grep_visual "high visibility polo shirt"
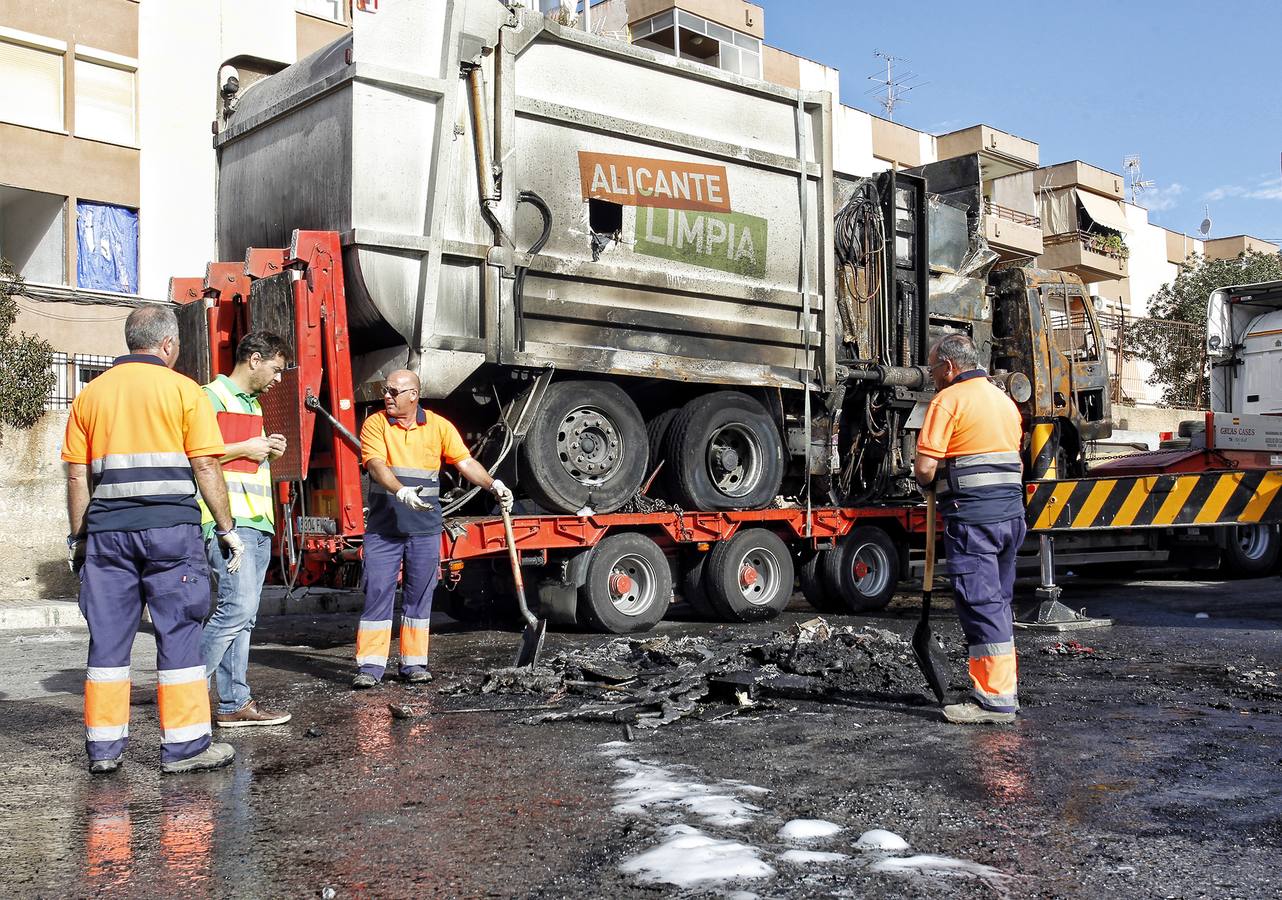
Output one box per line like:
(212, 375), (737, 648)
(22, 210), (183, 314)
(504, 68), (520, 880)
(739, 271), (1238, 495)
(198, 374), (275, 538)
(360, 407), (471, 536)
(62, 354), (225, 533)
(917, 369), (1024, 524)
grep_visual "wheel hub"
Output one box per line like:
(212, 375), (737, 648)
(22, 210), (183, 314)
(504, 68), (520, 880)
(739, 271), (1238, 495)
(739, 565), (759, 588)
(610, 572), (634, 596)
(557, 406), (621, 485)
(706, 423), (763, 499)
(853, 560), (871, 579)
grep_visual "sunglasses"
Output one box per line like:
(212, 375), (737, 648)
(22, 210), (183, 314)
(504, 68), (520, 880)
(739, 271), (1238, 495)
(381, 386), (417, 399)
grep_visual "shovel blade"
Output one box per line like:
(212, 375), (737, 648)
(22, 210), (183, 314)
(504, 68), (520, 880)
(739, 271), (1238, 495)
(514, 617), (547, 668)
(911, 615), (951, 705)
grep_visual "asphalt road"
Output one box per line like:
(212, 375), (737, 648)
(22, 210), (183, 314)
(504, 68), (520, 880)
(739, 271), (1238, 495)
(1, 571), (1280, 899)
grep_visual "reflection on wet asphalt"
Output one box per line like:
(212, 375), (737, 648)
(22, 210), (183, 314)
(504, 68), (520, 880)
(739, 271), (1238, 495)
(1, 572), (1281, 898)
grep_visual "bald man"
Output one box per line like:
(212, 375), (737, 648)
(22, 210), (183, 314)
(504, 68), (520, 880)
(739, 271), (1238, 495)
(352, 369), (513, 688)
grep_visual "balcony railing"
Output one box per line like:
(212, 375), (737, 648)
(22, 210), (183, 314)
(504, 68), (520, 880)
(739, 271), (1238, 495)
(983, 199), (1041, 228)
(1043, 230), (1128, 260)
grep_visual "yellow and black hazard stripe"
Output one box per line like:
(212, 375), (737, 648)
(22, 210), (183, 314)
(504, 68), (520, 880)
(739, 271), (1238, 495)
(1025, 469), (1282, 532)
(1028, 418), (1059, 481)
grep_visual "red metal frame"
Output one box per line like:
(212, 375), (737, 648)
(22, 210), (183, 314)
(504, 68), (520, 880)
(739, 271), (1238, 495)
(440, 506), (930, 565)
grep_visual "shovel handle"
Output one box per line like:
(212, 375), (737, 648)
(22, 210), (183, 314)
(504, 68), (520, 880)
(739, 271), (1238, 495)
(499, 506), (537, 629)
(923, 489), (936, 584)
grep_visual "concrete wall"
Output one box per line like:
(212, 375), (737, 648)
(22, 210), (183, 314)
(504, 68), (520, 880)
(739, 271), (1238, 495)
(0, 412), (77, 600)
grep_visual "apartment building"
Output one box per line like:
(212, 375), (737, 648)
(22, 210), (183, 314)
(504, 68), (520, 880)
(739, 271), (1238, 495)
(0, 0), (349, 405)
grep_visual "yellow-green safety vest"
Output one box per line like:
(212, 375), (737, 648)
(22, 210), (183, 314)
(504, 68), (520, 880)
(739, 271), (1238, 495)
(199, 375), (275, 536)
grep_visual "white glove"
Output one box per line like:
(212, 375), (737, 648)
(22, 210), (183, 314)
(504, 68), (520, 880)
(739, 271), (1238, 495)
(218, 529), (245, 574)
(396, 486), (431, 512)
(491, 479), (514, 513)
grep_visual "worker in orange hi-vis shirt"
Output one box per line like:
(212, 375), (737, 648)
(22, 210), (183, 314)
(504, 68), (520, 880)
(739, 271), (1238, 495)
(63, 305), (245, 775)
(352, 368), (513, 689)
(914, 333), (1027, 726)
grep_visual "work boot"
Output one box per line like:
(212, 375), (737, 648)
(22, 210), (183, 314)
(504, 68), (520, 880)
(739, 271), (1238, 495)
(215, 699), (291, 728)
(351, 673), (379, 690)
(88, 755), (123, 775)
(402, 670), (433, 684)
(942, 702), (1016, 725)
(161, 742), (235, 775)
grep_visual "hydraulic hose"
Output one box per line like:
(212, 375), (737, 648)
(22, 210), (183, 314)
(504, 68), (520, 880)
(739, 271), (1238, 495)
(513, 190), (552, 352)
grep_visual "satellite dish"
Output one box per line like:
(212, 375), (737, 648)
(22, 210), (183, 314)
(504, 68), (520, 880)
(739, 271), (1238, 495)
(1200, 205), (1212, 236)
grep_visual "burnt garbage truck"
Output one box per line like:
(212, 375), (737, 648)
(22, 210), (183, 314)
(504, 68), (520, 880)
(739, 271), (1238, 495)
(203, 0), (1105, 516)
(170, 2), (1277, 633)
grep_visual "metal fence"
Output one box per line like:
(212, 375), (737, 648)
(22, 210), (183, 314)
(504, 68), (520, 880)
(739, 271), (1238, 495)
(46, 352), (114, 409)
(1097, 312), (1208, 409)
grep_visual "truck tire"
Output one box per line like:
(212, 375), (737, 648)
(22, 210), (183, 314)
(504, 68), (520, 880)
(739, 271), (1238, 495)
(798, 549), (843, 613)
(703, 528), (795, 622)
(679, 552), (716, 619)
(645, 408), (679, 497)
(667, 391), (784, 510)
(1220, 524), (1280, 577)
(576, 532), (672, 634)
(820, 525), (900, 612)
(521, 381), (648, 515)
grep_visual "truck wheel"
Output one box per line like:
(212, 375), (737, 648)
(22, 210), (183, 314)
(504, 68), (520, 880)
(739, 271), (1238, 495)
(576, 533), (672, 634)
(521, 381), (648, 515)
(645, 408), (679, 497)
(821, 525), (900, 612)
(679, 552), (716, 619)
(667, 392), (784, 510)
(799, 549), (843, 613)
(1220, 525), (1280, 577)
(704, 529), (795, 622)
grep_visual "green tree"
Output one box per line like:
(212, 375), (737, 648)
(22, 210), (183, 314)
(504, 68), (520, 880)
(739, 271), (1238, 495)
(0, 259), (55, 429)
(1132, 250), (1282, 407)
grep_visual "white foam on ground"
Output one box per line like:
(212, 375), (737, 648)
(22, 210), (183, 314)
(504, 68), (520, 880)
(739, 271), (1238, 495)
(610, 758), (766, 827)
(1195, 612), (1210, 619)
(855, 828), (911, 851)
(778, 849), (849, 865)
(871, 853), (1010, 884)
(777, 818), (843, 842)
(619, 824), (775, 887)
(596, 740), (631, 757)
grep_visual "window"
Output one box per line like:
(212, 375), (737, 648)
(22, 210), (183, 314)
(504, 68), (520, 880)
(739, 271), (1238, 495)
(76, 201), (138, 294)
(296, 0), (344, 22)
(0, 185), (66, 285)
(74, 55), (137, 146)
(46, 353), (113, 409)
(0, 32), (65, 132)
(630, 9), (761, 79)
(1047, 290), (1099, 362)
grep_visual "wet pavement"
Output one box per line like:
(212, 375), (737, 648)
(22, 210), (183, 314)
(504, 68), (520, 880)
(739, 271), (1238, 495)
(2, 571), (1281, 898)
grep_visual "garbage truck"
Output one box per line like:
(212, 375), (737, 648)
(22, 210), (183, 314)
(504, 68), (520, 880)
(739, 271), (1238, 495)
(203, 0), (1109, 523)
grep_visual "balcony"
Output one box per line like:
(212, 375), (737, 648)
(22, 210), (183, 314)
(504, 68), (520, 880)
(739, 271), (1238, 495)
(983, 199), (1042, 260)
(1039, 231), (1128, 282)
(935, 125), (1038, 177)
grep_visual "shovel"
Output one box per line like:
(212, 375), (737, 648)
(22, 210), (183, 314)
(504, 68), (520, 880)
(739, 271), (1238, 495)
(499, 505), (547, 667)
(912, 489), (951, 704)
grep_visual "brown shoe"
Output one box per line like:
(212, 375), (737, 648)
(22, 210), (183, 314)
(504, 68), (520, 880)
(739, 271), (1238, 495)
(215, 700), (291, 728)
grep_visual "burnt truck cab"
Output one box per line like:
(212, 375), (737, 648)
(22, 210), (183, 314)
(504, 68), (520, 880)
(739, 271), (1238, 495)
(991, 266), (1112, 477)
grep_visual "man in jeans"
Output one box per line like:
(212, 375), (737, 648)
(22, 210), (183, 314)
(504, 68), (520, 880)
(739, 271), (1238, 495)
(199, 331), (293, 727)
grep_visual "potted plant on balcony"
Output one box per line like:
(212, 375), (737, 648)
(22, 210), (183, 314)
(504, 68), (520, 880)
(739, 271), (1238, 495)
(1101, 233), (1129, 260)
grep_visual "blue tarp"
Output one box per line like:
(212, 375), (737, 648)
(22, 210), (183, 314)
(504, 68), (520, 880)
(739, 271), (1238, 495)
(76, 201), (138, 294)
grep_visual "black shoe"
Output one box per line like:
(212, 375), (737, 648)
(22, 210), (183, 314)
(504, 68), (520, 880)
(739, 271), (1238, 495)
(403, 670), (433, 684)
(352, 673), (379, 690)
(89, 755), (123, 775)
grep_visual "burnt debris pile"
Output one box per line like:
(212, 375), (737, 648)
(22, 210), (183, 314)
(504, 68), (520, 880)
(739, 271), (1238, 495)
(437, 618), (931, 729)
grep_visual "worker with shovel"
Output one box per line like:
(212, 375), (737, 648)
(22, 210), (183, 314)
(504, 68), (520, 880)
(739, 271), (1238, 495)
(353, 369), (514, 688)
(914, 334), (1026, 724)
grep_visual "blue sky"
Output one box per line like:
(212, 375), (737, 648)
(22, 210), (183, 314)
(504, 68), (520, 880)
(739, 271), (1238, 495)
(759, 0), (1282, 242)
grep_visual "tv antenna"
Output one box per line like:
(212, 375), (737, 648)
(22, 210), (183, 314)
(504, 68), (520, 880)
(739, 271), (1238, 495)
(865, 51), (925, 121)
(1199, 205), (1212, 237)
(1123, 155), (1155, 205)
